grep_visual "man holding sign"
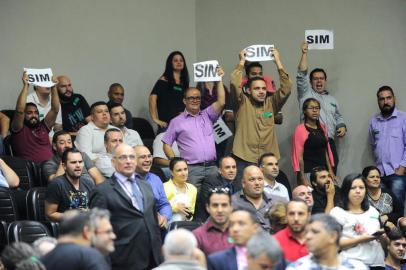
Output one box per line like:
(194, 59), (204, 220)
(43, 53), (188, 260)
(162, 66), (225, 221)
(10, 72), (60, 163)
(297, 42), (346, 172)
(231, 48), (292, 190)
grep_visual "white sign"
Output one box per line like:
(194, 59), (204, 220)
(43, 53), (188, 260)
(305, 30), (334, 50)
(244, 44), (274, 62)
(213, 118), (232, 144)
(24, 68), (55, 87)
(193, 60), (221, 82)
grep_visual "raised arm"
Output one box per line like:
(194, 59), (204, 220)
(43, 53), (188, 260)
(230, 50), (246, 98)
(270, 48), (292, 112)
(44, 78), (60, 130)
(296, 42), (310, 101)
(11, 72), (30, 132)
(298, 42), (308, 72)
(211, 66), (225, 114)
(0, 112), (10, 139)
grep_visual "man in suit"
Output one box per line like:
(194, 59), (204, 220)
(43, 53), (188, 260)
(90, 143), (162, 270)
(207, 210), (259, 270)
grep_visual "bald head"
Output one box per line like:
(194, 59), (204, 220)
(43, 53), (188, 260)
(163, 229), (197, 260)
(242, 165), (265, 199)
(57, 75), (73, 99)
(112, 144), (136, 177)
(292, 185), (314, 208)
(133, 145), (152, 175)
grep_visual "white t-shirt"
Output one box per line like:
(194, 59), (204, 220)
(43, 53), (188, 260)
(153, 132), (180, 159)
(330, 206), (385, 267)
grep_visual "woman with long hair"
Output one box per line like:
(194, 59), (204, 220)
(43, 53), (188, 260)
(362, 165), (402, 227)
(163, 157), (197, 222)
(292, 97), (335, 185)
(149, 51), (189, 132)
(330, 173), (385, 269)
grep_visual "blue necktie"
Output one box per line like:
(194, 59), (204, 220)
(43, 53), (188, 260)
(129, 178), (144, 212)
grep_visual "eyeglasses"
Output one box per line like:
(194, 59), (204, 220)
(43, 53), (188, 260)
(210, 187), (230, 194)
(185, 96), (201, 101)
(115, 155), (136, 162)
(306, 106), (320, 111)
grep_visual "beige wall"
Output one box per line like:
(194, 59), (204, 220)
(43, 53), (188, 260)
(1, 0), (405, 183)
(0, 0), (197, 119)
(196, 0), (406, 181)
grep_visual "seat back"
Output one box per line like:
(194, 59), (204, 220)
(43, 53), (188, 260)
(26, 187), (47, 221)
(132, 117), (155, 139)
(0, 187), (19, 222)
(150, 165), (167, 183)
(168, 221), (202, 231)
(7, 220), (51, 244)
(1, 156), (37, 190)
(0, 221), (8, 253)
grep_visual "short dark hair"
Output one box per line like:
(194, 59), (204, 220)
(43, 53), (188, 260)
(246, 76), (266, 90)
(376, 85), (394, 98)
(206, 186), (232, 205)
(244, 62), (262, 76)
(52, 130), (71, 145)
(59, 211), (91, 236)
(309, 68), (327, 81)
(218, 155), (235, 169)
(258, 152), (276, 167)
(232, 208), (259, 224)
(340, 173), (369, 211)
(25, 102), (38, 110)
(287, 199), (310, 213)
(90, 101), (108, 114)
(104, 128), (121, 143)
(169, 157), (187, 171)
(361, 165), (381, 179)
(310, 166), (329, 186)
(387, 227), (405, 241)
(61, 148), (82, 164)
(108, 83), (123, 93)
(107, 102), (123, 113)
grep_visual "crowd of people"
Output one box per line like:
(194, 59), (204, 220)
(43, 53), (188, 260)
(0, 42), (404, 270)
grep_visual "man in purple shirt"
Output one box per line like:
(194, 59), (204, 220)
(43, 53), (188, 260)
(162, 68), (225, 221)
(193, 186), (233, 256)
(369, 85), (406, 209)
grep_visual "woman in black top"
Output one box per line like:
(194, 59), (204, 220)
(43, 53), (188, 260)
(149, 51), (190, 133)
(362, 165), (402, 227)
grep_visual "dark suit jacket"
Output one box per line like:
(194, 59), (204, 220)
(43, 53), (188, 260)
(90, 175), (162, 270)
(207, 248), (237, 270)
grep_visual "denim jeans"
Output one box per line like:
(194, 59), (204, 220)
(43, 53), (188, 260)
(381, 174), (406, 211)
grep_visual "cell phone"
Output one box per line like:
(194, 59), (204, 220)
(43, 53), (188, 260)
(372, 230), (385, 237)
(185, 210), (193, 220)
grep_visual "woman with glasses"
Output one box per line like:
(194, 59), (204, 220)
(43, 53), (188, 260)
(149, 51), (190, 133)
(292, 97), (335, 186)
(163, 157), (197, 222)
(362, 165), (402, 228)
(330, 174), (385, 269)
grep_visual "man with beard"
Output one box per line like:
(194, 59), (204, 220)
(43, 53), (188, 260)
(193, 186), (234, 256)
(274, 200), (309, 262)
(10, 72), (59, 163)
(134, 145), (172, 229)
(259, 153), (289, 203)
(57, 75), (91, 136)
(45, 148), (95, 222)
(89, 208), (116, 259)
(369, 86), (406, 210)
(107, 83), (133, 129)
(230, 48), (292, 188)
(309, 166), (340, 214)
(231, 165), (272, 231)
(108, 103), (143, 147)
(43, 130), (104, 184)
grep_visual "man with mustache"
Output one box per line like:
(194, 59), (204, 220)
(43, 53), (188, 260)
(57, 75), (91, 136)
(369, 85), (406, 211)
(10, 72), (59, 163)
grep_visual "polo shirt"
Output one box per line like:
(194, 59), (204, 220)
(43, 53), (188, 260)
(193, 219), (233, 256)
(263, 180), (289, 203)
(274, 227), (308, 262)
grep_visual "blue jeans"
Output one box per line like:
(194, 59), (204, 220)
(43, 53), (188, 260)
(381, 174), (406, 211)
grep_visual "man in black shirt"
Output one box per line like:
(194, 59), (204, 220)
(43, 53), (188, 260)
(310, 166), (340, 214)
(41, 210), (110, 270)
(107, 83), (133, 129)
(57, 75), (91, 135)
(45, 148), (95, 222)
